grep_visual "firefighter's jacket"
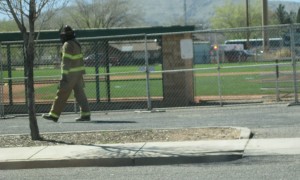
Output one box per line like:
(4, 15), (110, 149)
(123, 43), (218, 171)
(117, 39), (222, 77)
(61, 39), (85, 77)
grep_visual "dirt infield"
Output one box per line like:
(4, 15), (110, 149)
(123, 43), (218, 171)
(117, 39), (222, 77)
(1, 84), (52, 103)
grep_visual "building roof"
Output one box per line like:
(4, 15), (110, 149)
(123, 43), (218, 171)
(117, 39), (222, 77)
(0, 26), (194, 42)
(110, 40), (161, 52)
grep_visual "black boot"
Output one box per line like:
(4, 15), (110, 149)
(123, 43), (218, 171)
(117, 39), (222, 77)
(75, 116), (91, 122)
(42, 114), (58, 122)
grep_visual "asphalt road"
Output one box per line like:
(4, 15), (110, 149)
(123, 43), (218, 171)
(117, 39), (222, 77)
(1, 103), (300, 179)
(1, 103), (300, 139)
(1, 155), (299, 180)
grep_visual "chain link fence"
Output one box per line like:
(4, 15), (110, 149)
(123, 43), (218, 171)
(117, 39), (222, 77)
(0, 24), (299, 116)
(193, 24), (299, 105)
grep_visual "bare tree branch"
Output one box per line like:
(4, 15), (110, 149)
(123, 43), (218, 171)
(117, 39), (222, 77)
(0, 0), (69, 140)
(67, 0), (140, 29)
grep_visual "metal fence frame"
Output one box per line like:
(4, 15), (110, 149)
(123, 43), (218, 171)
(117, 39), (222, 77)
(0, 42), (4, 118)
(0, 25), (299, 116)
(289, 25), (299, 105)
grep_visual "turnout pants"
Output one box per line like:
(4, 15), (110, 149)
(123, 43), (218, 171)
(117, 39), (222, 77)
(50, 73), (90, 118)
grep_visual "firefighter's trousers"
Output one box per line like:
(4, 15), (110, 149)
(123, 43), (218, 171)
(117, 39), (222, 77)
(50, 73), (90, 118)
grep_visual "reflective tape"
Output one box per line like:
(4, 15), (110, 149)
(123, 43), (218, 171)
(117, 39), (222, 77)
(62, 53), (83, 60)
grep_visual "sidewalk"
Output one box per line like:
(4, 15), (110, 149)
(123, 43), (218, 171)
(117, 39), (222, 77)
(0, 127), (251, 170)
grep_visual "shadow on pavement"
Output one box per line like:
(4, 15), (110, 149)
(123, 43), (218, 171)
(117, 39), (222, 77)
(64, 120), (137, 124)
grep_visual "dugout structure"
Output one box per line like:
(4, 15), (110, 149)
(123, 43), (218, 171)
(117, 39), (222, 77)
(0, 26), (195, 114)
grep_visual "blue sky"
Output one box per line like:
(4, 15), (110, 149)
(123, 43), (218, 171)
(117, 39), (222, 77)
(1, 0), (300, 20)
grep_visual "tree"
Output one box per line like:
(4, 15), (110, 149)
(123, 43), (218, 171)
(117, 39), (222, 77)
(275, 4), (286, 24)
(296, 8), (300, 23)
(67, 0), (141, 29)
(275, 4), (295, 24)
(210, 0), (262, 29)
(0, 0), (68, 140)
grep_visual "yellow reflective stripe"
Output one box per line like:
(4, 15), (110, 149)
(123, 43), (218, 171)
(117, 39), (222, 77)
(49, 112), (59, 118)
(62, 53), (83, 60)
(62, 66), (85, 74)
(62, 70), (69, 74)
(69, 66), (85, 72)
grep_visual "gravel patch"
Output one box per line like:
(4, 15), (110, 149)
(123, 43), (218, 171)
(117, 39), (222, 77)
(0, 127), (241, 148)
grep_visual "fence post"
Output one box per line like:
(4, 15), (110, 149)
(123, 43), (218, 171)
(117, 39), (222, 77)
(6, 44), (13, 105)
(94, 42), (101, 103)
(289, 25), (299, 105)
(104, 40), (111, 102)
(0, 42), (4, 118)
(275, 59), (280, 101)
(144, 34), (152, 111)
(0, 42), (14, 119)
(214, 35), (223, 106)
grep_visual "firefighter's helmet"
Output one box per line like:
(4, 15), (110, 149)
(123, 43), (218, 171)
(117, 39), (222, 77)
(60, 25), (75, 43)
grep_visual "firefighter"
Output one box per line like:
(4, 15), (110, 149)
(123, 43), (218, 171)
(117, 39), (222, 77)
(42, 25), (90, 122)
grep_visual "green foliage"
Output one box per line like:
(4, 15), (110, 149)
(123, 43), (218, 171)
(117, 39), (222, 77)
(210, 0), (262, 29)
(210, 1), (300, 28)
(275, 4), (294, 24)
(276, 4), (288, 24)
(297, 8), (300, 23)
(274, 4), (300, 24)
(0, 19), (18, 32)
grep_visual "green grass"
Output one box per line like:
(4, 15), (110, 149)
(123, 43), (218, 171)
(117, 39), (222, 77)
(195, 74), (264, 96)
(33, 79), (163, 100)
(3, 62), (298, 101)
(33, 74), (267, 101)
(2, 62), (296, 78)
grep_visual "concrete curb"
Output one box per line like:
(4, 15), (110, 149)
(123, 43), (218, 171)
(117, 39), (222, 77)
(0, 127), (252, 170)
(237, 127), (252, 139)
(1, 153), (244, 170)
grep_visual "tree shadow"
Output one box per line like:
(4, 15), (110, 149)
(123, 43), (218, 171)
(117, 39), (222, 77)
(64, 120), (137, 124)
(38, 137), (76, 145)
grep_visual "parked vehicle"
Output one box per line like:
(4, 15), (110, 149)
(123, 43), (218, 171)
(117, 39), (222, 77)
(209, 44), (259, 63)
(224, 49), (255, 62)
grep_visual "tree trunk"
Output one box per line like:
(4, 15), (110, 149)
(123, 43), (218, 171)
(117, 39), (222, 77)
(27, 38), (41, 140)
(26, 0), (41, 140)
(23, 32), (40, 140)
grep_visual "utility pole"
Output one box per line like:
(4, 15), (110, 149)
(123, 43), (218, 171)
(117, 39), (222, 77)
(184, 0), (187, 25)
(246, 0), (250, 49)
(262, 0), (268, 27)
(262, 0), (269, 52)
(246, 0), (249, 28)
